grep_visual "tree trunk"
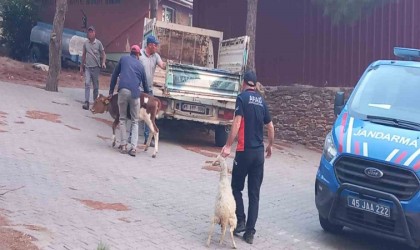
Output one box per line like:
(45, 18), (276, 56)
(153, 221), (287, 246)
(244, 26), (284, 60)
(246, 0), (258, 73)
(45, 0), (68, 92)
(150, 0), (158, 19)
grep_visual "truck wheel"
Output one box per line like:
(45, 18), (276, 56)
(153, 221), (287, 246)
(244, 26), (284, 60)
(30, 46), (41, 63)
(319, 214), (343, 233)
(215, 125), (228, 147)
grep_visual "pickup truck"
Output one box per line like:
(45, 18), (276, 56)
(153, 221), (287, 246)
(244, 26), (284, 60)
(142, 18), (249, 146)
(315, 47), (420, 248)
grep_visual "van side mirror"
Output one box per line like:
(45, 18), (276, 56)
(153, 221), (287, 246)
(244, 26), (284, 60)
(334, 92), (345, 117)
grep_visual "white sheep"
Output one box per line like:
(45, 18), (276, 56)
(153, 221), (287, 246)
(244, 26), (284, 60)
(206, 155), (237, 249)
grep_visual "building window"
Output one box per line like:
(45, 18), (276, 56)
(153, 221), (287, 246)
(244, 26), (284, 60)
(162, 6), (175, 23)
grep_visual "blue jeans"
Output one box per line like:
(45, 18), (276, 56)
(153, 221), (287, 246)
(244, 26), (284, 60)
(84, 66), (100, 103)
(118, 89), (140, 148)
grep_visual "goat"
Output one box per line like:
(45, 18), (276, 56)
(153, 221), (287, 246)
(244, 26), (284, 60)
(90, 93), (162, 158)
(206, 155), (237, 249)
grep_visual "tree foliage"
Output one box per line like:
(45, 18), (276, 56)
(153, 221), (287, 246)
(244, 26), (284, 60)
(312, 0), (394, 25)
(0, 0), (39, 60)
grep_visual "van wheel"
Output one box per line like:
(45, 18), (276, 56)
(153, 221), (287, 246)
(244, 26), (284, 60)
(319, 215), (343, 233)
(30, 46), (41, 63)
(215, 125), (228, 147)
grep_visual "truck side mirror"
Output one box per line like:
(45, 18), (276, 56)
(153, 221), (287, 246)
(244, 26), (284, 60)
(334, 91), (345, 117)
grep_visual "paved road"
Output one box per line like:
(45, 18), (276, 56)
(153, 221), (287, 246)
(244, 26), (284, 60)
(0, 81), (412, 249)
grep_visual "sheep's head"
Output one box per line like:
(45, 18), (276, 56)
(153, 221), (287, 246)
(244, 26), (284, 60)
(215, 155), (228, 173)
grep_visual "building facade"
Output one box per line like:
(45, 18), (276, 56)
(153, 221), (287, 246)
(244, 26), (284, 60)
(38, 0), (193, 61)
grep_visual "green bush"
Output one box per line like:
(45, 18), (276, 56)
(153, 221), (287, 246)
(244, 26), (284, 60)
(1, 0), (38, 60)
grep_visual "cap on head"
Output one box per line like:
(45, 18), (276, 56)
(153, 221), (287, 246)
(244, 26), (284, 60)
(146, 35), (160, 45)
(87, 26), (95, 32)
(244, 71), (257, 86)
(130, 45), (141, 54)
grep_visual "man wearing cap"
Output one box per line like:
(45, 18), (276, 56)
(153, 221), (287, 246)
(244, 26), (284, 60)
(80, 26), (106, 110)
(139, 35), (166, 146)
(221, 71), (275, 244)
(109, 45), (149, 157)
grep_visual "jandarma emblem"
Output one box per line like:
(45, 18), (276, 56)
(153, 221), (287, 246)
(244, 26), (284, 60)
(364, 168), (384, 178)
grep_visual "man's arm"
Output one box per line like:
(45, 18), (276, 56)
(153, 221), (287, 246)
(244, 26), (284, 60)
(158, 60), (166, 70)
(109, 60), (121, 96)
(221, 96), (243, 157)
(156, 53), (166, 70)
(100, 42), (106, 68)
(265, 121), (275, 158)
(140, 66), (150, 94)
(225, 115), (242, 148)
(220, 115), (242, 158)
(263, 101), (274, 158)
(80, 45), (86, 75)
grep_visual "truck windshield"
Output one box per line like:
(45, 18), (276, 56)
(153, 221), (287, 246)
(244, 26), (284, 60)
(348, 64), (420, 125)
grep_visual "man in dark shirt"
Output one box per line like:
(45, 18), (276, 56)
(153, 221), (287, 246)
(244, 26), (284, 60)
(109, 45), (149, 157)
(221, 71), (275, 244)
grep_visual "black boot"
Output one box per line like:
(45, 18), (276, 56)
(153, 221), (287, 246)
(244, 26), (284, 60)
(243, 231), (254, 244)
(82, 101), (89, 110)
(234, 220), (246, 234)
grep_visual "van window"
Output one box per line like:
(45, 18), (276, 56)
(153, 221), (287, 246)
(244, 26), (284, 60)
(348, 65), (420, 124)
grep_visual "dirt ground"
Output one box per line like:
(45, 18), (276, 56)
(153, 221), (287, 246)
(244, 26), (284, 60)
(0, 212), (38, 250)
(0, 57), (111, 90)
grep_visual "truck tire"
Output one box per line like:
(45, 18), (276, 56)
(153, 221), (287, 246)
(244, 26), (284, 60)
(30, 46), (41, 63)
(319, 214), (343, 234)
(215, 125), (228, 147)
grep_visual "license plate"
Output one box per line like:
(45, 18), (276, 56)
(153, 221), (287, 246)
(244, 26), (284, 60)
(181, 103), (206, 114)
(347, 196), (390, 218)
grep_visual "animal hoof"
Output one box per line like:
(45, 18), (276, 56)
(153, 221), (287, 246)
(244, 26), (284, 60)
(112, 142), (116, 147)
(144, 147), (148, 152)
(152, 154), (156, 158)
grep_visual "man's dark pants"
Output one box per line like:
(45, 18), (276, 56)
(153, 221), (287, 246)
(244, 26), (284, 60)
(231, 149), (264, 234)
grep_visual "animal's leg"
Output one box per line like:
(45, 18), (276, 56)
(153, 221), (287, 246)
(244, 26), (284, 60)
(229, 218), (237, 249)
(151, 106), (159, 134)
(220, 224), (227, 245)
(144, 118), (155, 152)
(149, 107), (159, 158)
(139, 108), (151, 151)
(206, 217), (217, 247)
(152, 132), (159, 158)
(112, 118), (119, 147)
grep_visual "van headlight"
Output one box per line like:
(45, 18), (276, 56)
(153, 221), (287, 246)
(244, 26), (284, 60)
(323, 132), (337, 162)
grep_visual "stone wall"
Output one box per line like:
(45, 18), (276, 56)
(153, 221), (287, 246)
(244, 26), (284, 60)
(264, 85), (353, 149)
